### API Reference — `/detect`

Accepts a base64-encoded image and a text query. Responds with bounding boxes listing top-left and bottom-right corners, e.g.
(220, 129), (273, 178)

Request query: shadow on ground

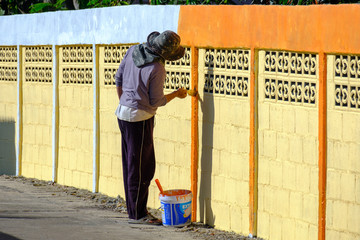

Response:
(0, 232), (22, 240)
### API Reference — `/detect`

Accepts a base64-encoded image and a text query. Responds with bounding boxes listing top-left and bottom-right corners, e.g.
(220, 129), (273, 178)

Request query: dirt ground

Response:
(0, 175), (262, 240)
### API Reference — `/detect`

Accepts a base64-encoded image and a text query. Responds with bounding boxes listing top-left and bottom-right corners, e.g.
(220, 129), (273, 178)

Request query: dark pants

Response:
(117, 117), (156, 220)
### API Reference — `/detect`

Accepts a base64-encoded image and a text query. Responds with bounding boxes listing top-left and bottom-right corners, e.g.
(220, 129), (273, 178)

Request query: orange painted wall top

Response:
(178, 5), (360, 54)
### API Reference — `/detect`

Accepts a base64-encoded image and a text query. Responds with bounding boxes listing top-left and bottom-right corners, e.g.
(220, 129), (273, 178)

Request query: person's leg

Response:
(117, 118), (130, 216)
(133, 117), (155, 219)
(118, 117), (156, 220)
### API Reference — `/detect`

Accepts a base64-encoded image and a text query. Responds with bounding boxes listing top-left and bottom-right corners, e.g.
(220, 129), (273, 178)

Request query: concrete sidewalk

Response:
(0, 176), (201, 240)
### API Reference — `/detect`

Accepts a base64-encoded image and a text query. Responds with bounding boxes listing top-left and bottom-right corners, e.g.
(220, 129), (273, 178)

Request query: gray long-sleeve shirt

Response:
(115, 45), (167, 115)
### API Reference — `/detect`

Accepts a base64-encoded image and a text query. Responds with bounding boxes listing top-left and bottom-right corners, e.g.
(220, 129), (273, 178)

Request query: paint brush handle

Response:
(155, 179), (164, 194)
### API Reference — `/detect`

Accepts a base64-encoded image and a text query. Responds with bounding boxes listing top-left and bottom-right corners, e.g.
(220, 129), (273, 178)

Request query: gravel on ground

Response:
(1, 175), (263, 240)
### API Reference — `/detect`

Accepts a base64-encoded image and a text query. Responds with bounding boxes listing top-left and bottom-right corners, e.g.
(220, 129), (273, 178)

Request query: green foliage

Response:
(2, 0), (20, 14)
(149, 0), (227, 3)
(86, 0), (129, 8)
(29, 2), (53, 12)
(29, 0), (66, 13)
(276, 0), (316, 5)
(0, 0), (359, 15)
(276, 0), (300, 4)
(28, 0), (129, 13)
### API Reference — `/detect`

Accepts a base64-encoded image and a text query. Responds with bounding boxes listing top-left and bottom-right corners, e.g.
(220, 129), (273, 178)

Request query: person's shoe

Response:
(128, 214), (162, 225)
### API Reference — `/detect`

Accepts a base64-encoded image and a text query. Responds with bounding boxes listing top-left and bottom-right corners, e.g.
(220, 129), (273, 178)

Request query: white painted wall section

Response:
(0, 5), (180, 45)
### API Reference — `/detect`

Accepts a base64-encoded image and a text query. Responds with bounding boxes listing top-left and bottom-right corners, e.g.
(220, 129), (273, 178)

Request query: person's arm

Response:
(149, 64), (188, 107)
(164, 88), (187, 103)
(116, 86), (122, 100)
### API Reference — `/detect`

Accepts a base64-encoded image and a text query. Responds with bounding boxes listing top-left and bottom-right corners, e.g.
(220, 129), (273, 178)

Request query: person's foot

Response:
(128, 213), (162, 225)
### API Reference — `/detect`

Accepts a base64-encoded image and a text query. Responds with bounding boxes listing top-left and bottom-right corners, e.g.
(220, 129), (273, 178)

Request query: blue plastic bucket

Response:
(159, 189), (192, 227)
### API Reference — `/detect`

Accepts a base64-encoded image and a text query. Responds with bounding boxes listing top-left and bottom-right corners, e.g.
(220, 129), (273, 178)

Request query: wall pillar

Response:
(318, 51), (327, 240)
(16, 45), (22, 176)
(190, 46), (199, 222)
(52, 45), (59, 182)
(93, 44), (100, 193)
(249, 47), (259, 238)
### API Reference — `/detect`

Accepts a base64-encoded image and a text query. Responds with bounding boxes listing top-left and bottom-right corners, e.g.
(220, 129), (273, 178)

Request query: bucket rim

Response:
(159, 189), (192, 197)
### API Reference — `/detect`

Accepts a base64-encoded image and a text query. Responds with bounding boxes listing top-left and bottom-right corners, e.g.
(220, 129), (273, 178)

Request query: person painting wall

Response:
(115, 30), (188, 225)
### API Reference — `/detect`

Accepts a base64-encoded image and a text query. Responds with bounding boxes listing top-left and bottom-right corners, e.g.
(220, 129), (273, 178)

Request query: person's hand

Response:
(176, 88), (187, 99)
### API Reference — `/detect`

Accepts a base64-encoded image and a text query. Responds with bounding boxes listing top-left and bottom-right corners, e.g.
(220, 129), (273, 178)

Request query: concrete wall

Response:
(21, 46), (53, 180)
(98, 45), (131, 197)
(149, 48), (193, 207)
(326, 55), (360, 239)
(0, 46), (17, 175)
(57, 45), (94, 190)
(0, 6), (180, 45)
(257, 51), (319, 240)
(0, 5), (360, 240)
(195, 48), (250, 232)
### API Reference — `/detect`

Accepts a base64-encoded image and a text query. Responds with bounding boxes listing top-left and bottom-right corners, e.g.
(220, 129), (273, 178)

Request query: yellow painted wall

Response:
(326, 55), (360, 240)
(21, 46), (53, 180)
(0, 81), (17, 119)
(57, 46), (93, 191)
(191, 48), (250, 234)
(1, 42), (359, 239)
(257, 50), (319, 240)
(96, 45), (194, 205)
(148, 48), (193, 207)
(0, 47), (17, 119)
(0, 46), (18, 175)
(149, 91), (192, 206)
(98, 45), (132, 198)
